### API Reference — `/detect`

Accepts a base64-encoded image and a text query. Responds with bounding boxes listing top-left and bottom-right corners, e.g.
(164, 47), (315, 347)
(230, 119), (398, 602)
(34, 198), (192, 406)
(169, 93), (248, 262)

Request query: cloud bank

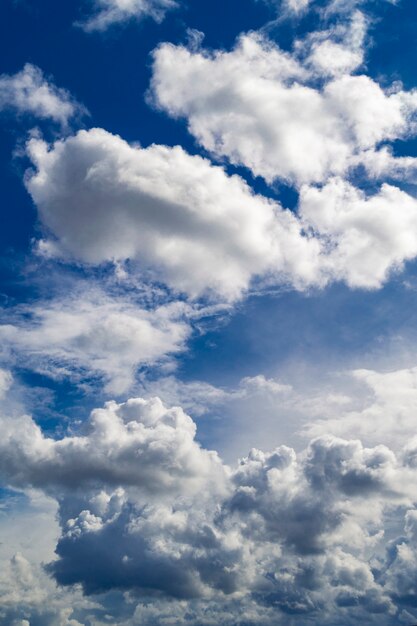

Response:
(1, 395), (417, 623)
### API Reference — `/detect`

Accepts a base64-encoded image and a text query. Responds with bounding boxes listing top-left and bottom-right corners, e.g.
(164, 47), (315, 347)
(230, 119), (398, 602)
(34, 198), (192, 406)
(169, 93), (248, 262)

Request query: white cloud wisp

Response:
(79, 0), (178, 32)
(0, 64), (85, 126)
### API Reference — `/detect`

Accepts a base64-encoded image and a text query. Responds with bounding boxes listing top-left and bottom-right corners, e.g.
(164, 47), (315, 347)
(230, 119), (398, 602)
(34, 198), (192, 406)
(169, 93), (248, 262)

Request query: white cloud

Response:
(301, 10), (367, 77)
(0, 64), (85, 126)
(150, 31), (417, 186)
(267, 0), (399, 16)
(79, 0), (178, 32)
(305, 365), (417, 447)
(0, 396), (227, 496)
(138, 362), (417, 462)
(0, 290), (190, 394)
(25, 127), (322, 300)
(25, 126), (417, 298)
(285, 0), (310, 13)
(299, 177), (417, 289)
(260, 0), (310, 14)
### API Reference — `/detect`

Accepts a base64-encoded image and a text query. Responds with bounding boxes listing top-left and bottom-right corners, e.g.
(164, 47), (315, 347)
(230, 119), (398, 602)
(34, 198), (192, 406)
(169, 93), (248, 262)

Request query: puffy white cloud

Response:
(0, 290), (190, 394)
(0, 396), (227, 496)
(79, 0), (178, 32)
(150, 32), (417, 186)
(0, 64), (85, 126)
(302, 10), (367, 77)
(25, 127), (321, 300)
(299, 178), (417, 289)
(139, 362), (417, 462)
(26, 127), (417, 298)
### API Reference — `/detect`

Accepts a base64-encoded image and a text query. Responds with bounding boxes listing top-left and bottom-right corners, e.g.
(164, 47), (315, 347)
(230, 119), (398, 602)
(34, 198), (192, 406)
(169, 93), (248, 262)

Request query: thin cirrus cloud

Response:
(0, 64), (85, 126)
(0, 290), (191, 394)
(78, 0), (179, 32)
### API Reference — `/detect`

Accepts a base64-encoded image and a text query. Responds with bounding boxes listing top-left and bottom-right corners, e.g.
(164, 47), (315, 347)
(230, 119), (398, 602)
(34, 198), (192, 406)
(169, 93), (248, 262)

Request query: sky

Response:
(3, 0), (417, 624)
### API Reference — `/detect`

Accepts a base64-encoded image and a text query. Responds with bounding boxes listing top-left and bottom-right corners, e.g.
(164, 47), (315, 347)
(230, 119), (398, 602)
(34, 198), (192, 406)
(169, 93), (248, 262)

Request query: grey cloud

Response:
(1, 394), (416, 623)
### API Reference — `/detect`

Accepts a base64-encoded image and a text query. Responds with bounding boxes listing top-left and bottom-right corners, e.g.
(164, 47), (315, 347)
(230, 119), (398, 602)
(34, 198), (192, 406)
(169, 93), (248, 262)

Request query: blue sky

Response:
(3, 0), (417, 624)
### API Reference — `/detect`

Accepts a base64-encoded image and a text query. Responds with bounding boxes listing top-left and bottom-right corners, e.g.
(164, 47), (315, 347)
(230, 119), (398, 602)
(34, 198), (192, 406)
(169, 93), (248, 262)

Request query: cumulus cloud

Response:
(79, 0), (178, 32)
(0, 396), (227, 496)
(0, 64), (85, 126)
(138, 363), (417, 461)
(300, 10), (367, 77)
(1, 395), (416, 622)
(0, 552), (89, 626)
(299, 178), (417, 289)
(24, 125), (417, 298)
(150, 30), (417, 186)
(25, 127), (322, 300)
(0, 290), (190, 394)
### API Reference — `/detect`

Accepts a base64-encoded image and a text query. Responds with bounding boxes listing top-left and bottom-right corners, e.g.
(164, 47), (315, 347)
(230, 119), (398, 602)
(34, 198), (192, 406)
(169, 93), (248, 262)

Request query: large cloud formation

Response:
(23, 10), (417, 301)
(25, 126), (417, 299)
(25, 128), (321, 300)
(4, 1), (417, 624)
(1, 395), (417, 624)
(151, 28), (417, 186)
